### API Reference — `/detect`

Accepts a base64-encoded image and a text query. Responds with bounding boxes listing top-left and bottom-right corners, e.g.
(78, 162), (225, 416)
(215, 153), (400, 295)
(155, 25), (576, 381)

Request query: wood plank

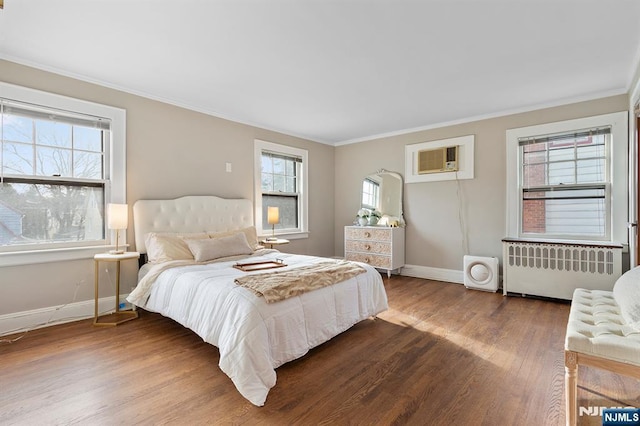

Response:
(1, 276), (639, 425)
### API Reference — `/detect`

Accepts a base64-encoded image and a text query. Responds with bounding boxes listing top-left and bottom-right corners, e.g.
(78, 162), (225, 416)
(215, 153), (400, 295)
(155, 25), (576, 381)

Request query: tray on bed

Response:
(233, 259), (287, 272)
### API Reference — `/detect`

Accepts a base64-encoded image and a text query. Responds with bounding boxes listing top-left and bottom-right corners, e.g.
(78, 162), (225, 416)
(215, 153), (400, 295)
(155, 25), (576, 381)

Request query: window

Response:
(362, 177), (380, 211)
(254, 140), (308, 239)
(0, 82), (126, 266)
(521, 127), (609, 238)
(506, 112), (627, 243)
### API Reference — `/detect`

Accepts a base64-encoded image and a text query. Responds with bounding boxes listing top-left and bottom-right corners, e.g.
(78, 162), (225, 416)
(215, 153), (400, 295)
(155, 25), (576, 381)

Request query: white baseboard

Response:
(0, 295), (132, 337)
(400, 264), (464, 284)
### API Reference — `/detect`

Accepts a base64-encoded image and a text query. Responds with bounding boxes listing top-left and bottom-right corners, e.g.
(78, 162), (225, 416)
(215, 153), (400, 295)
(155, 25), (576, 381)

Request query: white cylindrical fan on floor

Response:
(463, 255), (499, 292)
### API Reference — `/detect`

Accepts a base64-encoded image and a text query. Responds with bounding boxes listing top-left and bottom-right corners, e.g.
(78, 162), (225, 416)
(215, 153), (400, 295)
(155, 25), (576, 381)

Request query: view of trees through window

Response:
(0, 103), (107, 247)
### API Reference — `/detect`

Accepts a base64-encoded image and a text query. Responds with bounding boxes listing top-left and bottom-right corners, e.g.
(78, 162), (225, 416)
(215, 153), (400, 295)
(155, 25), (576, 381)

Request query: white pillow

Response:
(207, 226), (261, 250)
(612, 266), (640, 330)
(145, 232), (208, 263)
(186, 232), (253, 262)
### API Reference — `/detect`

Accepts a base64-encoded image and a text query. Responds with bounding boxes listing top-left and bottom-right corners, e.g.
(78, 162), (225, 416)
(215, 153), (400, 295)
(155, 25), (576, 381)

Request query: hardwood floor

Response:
(1, 276), (639, 425)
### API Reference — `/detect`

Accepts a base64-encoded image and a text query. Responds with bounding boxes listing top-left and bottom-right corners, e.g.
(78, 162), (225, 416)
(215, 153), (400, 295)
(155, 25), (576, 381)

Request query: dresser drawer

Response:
(345, 251), (392, 269)
(345, 240), (391, 255)
(345, 227), (392, 242)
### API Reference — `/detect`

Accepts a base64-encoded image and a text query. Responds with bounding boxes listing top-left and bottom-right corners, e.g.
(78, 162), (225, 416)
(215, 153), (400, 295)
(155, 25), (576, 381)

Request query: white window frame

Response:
(0, 82), (126, 266)
(254, 139), (308, 240)
(506, 111), (628, 244)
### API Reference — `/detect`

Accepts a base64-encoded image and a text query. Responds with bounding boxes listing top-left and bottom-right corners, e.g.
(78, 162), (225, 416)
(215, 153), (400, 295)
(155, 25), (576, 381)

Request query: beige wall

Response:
(0, 57), (632, 321)
(0, 59), (335, 317)
(334, 95), (629, 271)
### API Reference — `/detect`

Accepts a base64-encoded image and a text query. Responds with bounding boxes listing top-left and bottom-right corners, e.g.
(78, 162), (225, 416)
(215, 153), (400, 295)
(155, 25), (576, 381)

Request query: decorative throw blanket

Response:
(234, 260), (366, 303)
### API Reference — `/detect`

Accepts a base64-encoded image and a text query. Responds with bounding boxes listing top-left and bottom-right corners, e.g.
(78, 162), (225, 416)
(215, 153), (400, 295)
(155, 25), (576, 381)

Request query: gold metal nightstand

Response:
(93, 252), (140, 326)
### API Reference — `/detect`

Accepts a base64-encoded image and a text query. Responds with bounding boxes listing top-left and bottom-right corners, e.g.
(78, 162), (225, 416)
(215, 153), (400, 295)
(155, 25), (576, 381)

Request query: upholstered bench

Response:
(564, 267), (640, 426)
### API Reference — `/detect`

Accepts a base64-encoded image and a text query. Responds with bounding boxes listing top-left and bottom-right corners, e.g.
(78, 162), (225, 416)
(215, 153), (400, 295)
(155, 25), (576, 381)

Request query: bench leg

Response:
(565, 351), (578, 426)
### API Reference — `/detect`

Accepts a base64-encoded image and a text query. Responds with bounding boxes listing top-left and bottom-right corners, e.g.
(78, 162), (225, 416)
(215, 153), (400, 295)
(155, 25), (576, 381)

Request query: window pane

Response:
(285, 159), (294, 176)
(73, 126), (102, 152)
(74, 151), (103, 179)
(285, 176), (296, 193)
(522, 188), (606, 237)
(261, 155), (272, 174)
(576, 158), (605, 183)
(36, 146), (72, 177)
(261, 174), (273, 192)
(35, 120), (72, 148)
(262, 194), (298, 230)
(273, 174), (285, 192)
(522, 143), (547, 188)
(2, 142), (33, 175)
(0, 182), (104, 246)
(545, 198), (605, 236)
(548, 161), (575, 185)
(548, 145), (574, 161)
(523, 149), (546, 165)
(272, 156), (285, 174)
(522, 162), (546, 188)
(2, 115), (33, 143)
(576, 143), (604, 159)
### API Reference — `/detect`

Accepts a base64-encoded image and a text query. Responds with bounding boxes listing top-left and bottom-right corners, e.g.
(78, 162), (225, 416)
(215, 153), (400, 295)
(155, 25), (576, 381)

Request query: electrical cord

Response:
(1, 264), (128, 344)
(455, 171), (470, 256)
(0, 280), (84, 344)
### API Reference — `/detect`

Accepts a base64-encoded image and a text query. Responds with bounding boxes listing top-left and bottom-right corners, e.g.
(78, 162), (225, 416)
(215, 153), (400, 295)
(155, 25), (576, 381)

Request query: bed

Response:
(126, 195), (388, 406)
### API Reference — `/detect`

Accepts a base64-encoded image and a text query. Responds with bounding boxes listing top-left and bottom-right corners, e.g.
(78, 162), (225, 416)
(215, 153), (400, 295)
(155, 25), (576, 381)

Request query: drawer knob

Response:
(364, 257), (370, 263)
(364, 232), (371, 238)
(364, 244), (371, 251)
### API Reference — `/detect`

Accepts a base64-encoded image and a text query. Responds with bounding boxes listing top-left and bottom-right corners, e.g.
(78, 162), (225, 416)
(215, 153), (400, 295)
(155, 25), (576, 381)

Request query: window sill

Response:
(259, 231), (309, 241)
(0, 244), (128, 267)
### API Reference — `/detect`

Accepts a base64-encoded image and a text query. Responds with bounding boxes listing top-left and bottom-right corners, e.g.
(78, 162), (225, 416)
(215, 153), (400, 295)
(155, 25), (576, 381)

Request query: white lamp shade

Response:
(107, 203), (128, 230)
(267, 206), (279, 225)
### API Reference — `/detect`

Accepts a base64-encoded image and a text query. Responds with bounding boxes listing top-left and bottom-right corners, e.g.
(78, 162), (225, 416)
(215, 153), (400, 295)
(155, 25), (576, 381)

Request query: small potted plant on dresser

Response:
(368, 209), (382, 225)
(356, 209), (369, 226)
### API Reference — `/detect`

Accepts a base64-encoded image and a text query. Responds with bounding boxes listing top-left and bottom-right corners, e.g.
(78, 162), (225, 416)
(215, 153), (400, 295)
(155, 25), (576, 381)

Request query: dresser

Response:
(344, 226), (405, 277)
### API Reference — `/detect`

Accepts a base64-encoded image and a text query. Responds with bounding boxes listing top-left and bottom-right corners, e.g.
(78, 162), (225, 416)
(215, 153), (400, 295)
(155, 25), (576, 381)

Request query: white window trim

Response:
(0, 82), (126, 266)
(506, 111), (628, 244)
(254, 139), (309, 240)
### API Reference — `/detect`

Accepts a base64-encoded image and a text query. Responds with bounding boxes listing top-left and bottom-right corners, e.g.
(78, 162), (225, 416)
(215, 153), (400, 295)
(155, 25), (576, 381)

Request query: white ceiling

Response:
(1, 1), (639, 145)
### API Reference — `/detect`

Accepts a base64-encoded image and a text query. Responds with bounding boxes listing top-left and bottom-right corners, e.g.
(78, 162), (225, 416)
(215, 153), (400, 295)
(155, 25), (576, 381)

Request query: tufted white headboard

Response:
(133, 195), (254, 254)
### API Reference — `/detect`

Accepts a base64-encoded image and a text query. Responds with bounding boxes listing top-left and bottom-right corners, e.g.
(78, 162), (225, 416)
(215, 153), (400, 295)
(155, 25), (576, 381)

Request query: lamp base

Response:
(265, 237), (278, 241)
(109, 249), (125, 254)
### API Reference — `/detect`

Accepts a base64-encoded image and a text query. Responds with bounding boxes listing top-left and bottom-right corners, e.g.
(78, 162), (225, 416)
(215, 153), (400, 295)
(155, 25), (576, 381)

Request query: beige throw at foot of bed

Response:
(234, 260), (366, 303)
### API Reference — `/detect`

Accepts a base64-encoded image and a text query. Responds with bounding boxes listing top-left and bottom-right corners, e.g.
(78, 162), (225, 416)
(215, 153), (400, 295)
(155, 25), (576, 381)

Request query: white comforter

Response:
(128, 251), (388, 406)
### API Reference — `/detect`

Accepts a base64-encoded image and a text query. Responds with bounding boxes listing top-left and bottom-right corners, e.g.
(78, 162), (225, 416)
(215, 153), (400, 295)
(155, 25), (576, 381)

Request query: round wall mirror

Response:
(361, 169), (404, 226)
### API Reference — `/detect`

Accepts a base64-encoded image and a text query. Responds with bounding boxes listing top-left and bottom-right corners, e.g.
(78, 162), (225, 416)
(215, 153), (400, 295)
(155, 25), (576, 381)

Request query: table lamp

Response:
(107, 203), (128, 254)
(267, 206), (279, 241)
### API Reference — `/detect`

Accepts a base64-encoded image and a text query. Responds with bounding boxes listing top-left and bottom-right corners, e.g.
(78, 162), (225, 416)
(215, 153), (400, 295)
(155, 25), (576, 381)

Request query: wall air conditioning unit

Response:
(417, 146), (458, 174)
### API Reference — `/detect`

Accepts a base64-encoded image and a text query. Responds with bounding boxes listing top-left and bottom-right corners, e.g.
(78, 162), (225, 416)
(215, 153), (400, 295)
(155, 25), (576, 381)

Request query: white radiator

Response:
(502, 238), (623, 300)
